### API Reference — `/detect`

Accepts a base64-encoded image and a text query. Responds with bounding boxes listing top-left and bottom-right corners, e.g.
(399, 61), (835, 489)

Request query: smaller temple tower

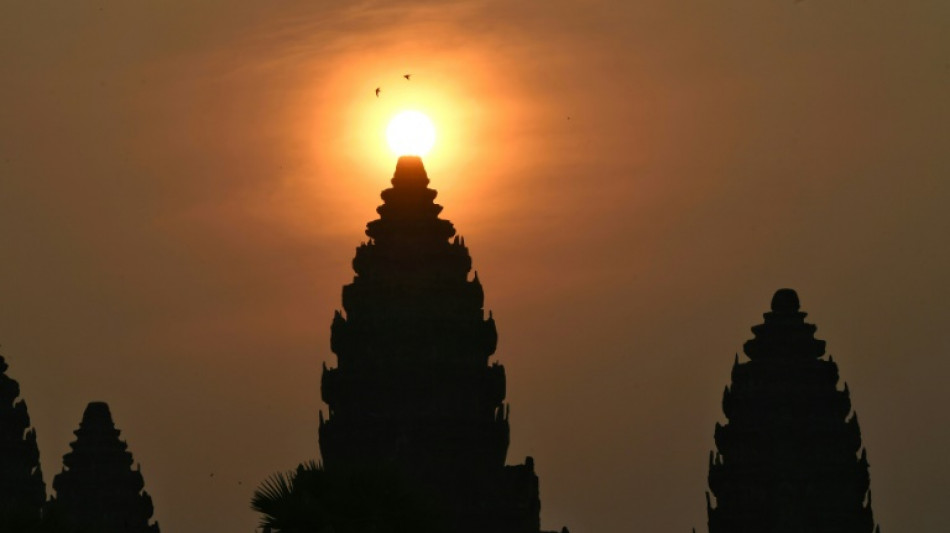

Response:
(706, 289), (879, 533)
(51, 402), (160, 533)
(0, 355), (46, 527)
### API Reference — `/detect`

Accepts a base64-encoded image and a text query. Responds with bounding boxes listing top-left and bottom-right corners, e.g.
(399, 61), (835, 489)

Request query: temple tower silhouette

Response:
(50, 402), (159, 533)
(0, 355), (45, 528)
(705, 289), (879, 533)
(319, 156), (556, 533)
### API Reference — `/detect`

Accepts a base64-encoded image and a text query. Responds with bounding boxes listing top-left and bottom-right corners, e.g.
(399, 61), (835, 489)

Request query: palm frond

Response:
(252, 461), (447, 533)
(252, 462), (333, 533)
(252, 470), (295, 511)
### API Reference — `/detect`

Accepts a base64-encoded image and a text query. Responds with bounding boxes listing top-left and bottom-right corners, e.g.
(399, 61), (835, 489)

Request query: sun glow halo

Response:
(386, 110), (436, 156)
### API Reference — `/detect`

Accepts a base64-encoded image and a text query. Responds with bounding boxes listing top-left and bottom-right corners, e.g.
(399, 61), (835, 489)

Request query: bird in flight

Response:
(375, 87), (380, 97)
(403, 74), (411, 80)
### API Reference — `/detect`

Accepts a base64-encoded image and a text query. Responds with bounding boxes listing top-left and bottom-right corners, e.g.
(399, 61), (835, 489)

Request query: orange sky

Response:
(1, 1), (949, 532)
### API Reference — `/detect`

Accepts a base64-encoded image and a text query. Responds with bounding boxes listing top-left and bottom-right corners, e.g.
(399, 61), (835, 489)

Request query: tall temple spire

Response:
(0, 355), (46, 529)
(322, 156), (507, 474)
(705, 289), (879, 533)
(257, 155), (559, 533)
(50, 402), (160, 533)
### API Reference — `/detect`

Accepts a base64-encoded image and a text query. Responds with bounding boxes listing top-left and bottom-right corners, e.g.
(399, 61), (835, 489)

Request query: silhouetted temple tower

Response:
(51, 402), (160, 533)
(320, 156), (554, 533)
(0, 355), (45, 527)
(706, 289), (879, 533)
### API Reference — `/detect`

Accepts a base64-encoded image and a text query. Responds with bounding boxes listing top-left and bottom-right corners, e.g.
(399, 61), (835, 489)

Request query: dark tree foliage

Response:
(0, 355), (46, 530)
(706, 289), (880, 533)
(256, 156), (556, 533)
(252, 461), (447, 533)
(50, 402), (159, 533)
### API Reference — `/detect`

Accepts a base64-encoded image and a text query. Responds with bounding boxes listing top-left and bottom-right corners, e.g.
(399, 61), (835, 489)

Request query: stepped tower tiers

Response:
(0, 355), (46, 527)
(320, 156), (558, 533)
(706, 289), (879, 533)
(51, 402), (159, 533)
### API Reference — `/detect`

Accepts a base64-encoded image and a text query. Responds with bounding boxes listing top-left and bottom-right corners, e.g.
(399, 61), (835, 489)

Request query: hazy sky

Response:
(1, 1), (949, 532)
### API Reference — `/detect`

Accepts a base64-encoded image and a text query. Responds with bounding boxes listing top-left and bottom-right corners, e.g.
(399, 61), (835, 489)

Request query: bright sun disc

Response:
(386, 110), (436, 156)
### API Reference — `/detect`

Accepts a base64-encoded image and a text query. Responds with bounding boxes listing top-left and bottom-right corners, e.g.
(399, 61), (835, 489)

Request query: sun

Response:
(386, 110), (436, 156)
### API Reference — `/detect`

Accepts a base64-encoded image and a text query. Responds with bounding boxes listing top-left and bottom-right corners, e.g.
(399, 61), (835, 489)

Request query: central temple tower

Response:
(319, 156), (551, 533)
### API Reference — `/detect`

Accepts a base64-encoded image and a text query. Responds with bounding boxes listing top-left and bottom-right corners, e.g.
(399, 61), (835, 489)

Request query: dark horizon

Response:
(2, 2), (949, 532)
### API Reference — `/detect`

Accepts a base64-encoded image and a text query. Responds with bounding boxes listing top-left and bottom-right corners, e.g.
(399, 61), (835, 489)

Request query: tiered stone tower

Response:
(706, 289), (879, 533)
(51, 402), (159, 533)
(0, 355), (46, 528)
(319, 156), (552, 533)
